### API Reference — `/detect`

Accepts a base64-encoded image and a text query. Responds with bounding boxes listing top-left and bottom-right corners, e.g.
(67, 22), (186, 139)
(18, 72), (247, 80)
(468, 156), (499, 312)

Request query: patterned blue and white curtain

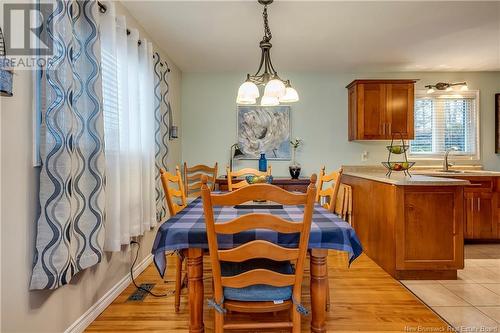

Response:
(30, 0), (105, 290)
(154, 53), (170, 222)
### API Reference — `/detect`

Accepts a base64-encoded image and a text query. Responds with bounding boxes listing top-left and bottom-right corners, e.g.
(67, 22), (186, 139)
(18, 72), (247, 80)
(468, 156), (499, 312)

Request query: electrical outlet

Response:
(362, 151), (369, 162)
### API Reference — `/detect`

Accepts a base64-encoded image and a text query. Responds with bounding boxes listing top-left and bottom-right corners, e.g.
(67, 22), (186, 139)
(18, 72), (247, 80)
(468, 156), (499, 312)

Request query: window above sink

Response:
(409, 90), (480, 161)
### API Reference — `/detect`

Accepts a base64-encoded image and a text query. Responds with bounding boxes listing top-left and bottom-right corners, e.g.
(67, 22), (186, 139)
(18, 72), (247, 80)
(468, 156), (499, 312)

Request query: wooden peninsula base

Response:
(342, 172), (468, 280)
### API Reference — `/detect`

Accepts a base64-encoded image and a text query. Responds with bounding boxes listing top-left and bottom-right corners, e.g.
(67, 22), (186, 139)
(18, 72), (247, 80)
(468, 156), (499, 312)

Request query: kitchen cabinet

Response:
(342, 173), (466, 280)
(386, 83), (415, 138)
(347, 79), (416, 141)
(462, 177), (499, 240)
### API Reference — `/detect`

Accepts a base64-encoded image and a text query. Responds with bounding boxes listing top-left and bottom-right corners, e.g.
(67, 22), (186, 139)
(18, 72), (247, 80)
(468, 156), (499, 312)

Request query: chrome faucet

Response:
(443, 147), (459, 171)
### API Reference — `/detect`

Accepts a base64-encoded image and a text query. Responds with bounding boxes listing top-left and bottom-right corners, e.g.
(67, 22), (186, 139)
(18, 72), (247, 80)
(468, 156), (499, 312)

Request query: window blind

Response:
(102, 47), (120, 155)
(410, 91), (479, 159)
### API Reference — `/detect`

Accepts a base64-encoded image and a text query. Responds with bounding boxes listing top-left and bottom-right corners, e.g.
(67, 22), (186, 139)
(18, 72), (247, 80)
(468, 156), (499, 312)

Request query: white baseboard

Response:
(65, 254), (153, 333)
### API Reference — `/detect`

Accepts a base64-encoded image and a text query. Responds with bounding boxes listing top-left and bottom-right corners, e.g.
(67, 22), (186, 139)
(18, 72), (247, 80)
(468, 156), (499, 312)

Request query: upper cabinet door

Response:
(347, 79), (416, 141)
(358, 83), (387, 140)
(386, 83), (415, 139)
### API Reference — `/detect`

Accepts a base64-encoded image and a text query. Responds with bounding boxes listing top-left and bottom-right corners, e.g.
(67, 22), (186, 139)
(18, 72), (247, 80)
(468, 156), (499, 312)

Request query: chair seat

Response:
(221, 259), (293, 302)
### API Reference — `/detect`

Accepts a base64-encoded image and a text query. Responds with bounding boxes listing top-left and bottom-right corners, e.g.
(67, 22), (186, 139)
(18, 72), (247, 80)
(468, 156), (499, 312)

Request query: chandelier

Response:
(236, 0), (299, 106)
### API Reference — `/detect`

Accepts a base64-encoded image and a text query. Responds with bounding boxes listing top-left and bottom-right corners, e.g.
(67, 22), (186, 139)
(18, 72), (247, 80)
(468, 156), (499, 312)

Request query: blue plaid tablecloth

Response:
(152, 197), (363, 277)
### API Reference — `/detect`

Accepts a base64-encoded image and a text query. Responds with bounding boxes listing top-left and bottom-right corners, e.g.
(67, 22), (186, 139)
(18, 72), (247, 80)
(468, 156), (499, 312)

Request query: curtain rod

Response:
(97, 1), (142, 46)
(98, 1), (171, 70)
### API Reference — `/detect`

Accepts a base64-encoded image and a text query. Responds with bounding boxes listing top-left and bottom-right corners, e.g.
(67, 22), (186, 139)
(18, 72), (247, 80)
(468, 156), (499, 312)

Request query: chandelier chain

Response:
(262, 6), (272, 42)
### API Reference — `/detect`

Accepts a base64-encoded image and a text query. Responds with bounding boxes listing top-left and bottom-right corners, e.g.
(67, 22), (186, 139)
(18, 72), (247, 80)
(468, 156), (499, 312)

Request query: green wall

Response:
(181, 71), (500, 177)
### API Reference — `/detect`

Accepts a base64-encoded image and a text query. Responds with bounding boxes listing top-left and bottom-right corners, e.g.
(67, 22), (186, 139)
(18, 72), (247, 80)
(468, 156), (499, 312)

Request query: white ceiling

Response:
(121, 1), (500, 73)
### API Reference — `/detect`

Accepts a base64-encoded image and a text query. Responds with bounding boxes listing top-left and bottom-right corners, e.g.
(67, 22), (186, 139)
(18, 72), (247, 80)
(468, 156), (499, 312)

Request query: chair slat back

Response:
(183, 162), (218, 198)
(201, 175), (317, 308)
(214, 214), (303, 234)
(316, 166), (343, 212)
(222, 270), (296, 289)
(226, 166), (272, 191)
(218, 240), (300, 262)
(334, 184), (352, 224)
(160, 166), (187, 217)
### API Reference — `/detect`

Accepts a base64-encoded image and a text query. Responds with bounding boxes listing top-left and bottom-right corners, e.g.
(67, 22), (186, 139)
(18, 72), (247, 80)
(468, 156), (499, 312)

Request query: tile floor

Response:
(402, 244), (500, 333)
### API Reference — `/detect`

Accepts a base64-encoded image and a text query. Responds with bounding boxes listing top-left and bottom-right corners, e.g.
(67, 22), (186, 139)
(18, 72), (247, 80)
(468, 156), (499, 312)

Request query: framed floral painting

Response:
(237, 105), (291, 160)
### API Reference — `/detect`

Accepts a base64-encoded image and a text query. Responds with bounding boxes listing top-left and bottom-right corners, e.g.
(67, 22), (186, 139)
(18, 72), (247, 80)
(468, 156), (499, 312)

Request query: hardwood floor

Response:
(86, 251), (449, 332)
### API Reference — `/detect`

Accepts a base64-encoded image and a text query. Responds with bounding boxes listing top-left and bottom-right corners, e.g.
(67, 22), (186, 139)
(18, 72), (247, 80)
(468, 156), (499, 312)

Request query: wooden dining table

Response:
(152, 197), (363, 332)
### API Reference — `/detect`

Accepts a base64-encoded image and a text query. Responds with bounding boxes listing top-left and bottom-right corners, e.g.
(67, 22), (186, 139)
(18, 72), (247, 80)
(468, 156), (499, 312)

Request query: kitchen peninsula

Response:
(342, 168), (470, 280)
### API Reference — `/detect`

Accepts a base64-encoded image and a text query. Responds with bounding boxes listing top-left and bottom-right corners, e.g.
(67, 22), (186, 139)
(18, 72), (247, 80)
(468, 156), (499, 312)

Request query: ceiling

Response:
(121, 1), (500, 73)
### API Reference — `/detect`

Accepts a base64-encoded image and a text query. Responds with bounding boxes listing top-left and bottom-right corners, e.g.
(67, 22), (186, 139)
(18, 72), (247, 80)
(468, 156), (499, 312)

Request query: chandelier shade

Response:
(236, 0), (298, 106)
(261, 95), (280, 106)
(237, 80), (260, 104)
(280, 86), (299, 103)
(236, 96), (257, 105)
(264, 79), (286, 98)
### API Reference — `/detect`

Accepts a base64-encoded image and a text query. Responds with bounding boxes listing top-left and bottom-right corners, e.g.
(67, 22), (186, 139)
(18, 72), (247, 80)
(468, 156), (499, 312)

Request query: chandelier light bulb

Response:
(280, 86), (299, 103)
(260, 95), (279, 106)
(264, 79), (286, 98)
(426, 88), (435, 94)
(445, 86), (453, 92)
(460, 84), (469, 91)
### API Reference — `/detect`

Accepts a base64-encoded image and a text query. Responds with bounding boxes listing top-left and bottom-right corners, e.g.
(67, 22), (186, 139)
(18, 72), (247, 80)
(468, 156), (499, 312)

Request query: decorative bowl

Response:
(386, 145), (409, 154)
(381, 161), (415, 171)
(246, 175), (273, 184)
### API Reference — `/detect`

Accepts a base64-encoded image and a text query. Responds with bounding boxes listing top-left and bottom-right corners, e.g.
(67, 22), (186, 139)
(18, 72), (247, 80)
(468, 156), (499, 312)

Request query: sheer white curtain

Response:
(138, 34), (156, 233)
(101, 2), (156, 252)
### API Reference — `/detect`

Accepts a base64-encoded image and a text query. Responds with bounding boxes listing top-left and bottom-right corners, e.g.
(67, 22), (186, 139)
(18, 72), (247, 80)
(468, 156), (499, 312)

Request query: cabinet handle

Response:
(471, 198), (474, 212)
(477, 197), (481, 211)
(388, 123), (391, 134)
(383, 123), (386, 135)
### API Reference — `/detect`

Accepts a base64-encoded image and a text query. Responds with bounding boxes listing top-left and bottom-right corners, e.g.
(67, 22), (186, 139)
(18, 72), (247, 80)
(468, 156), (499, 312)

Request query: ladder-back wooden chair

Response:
(160, 166), (187, 216)
(183, 162), (218, 198)
(316, 166), (343, 213)
(334, 184), (353, 224)
(226, 166), (272, 191)
(159, 166), (187, 312)
(201, 174), (317, 333)
(314, 167), (343, 312)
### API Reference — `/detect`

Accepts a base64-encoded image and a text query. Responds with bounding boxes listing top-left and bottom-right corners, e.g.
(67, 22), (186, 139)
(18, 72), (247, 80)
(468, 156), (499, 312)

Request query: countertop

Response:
(412, 169), (500, 177)
(343, 171), (470, 186)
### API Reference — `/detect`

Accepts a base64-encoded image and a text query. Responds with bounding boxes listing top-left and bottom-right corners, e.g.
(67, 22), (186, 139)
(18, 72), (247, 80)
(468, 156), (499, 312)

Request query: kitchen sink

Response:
(434, 169), (466, 173)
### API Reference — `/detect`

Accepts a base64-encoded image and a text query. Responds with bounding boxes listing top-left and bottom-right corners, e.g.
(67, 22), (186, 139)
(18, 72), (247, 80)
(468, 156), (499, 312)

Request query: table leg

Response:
(186, 248), (204, 333)
(310, 249), (328, 333)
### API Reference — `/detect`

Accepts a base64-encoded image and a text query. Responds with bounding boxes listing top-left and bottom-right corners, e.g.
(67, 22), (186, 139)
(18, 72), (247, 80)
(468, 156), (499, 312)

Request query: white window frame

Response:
(409, 89), (480, 161)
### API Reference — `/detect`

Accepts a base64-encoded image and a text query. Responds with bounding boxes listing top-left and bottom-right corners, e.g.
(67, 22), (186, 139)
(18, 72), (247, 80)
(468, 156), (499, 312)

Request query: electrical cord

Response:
(130, 240), (174, 298)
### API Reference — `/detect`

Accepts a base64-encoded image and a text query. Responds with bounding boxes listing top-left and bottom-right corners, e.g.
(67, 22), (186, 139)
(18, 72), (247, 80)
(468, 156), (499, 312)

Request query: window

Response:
(410, 90), (479, 159)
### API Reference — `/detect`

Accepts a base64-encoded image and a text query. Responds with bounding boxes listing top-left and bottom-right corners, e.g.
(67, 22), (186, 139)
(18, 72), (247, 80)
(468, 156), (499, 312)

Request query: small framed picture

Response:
(496, 94), (500, 154)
